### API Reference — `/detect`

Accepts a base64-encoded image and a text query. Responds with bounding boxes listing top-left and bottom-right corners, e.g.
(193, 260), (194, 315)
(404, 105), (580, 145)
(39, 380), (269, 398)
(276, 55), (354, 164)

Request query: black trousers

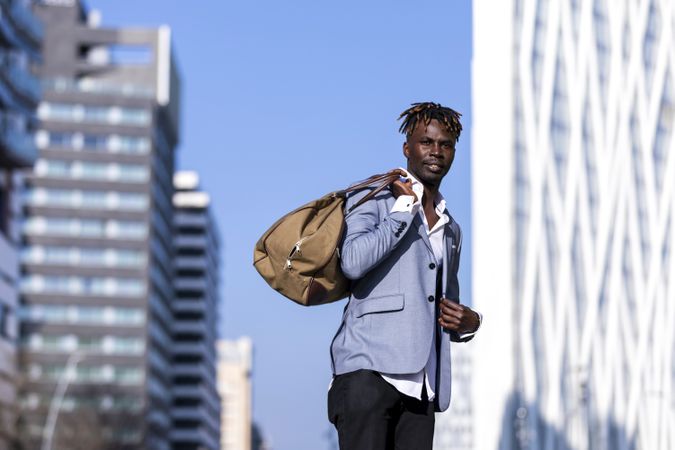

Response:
(327, 369), (435, 450)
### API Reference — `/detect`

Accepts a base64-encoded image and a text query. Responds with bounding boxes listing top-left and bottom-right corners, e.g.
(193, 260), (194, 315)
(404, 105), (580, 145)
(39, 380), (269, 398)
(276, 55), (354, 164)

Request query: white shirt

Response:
(379, 169), (480, 401)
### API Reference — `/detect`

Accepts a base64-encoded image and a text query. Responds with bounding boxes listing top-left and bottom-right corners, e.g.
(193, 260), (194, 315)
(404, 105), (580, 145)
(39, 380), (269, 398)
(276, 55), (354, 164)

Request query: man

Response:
(328, 102), (481, 450)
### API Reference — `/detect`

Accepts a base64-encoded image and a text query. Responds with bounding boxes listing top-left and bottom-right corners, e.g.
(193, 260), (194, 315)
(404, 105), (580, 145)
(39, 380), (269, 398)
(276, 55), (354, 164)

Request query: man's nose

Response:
(430, 143), (443, 156)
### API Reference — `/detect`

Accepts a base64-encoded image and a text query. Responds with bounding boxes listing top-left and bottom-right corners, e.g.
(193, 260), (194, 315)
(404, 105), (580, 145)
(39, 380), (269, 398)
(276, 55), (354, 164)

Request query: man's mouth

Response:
(424, 161), (444, 172)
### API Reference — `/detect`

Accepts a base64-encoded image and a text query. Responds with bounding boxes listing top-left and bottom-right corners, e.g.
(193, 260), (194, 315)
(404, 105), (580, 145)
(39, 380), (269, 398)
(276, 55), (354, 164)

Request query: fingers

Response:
(391, 179), (415, 198)
(438, 298), (466, 331)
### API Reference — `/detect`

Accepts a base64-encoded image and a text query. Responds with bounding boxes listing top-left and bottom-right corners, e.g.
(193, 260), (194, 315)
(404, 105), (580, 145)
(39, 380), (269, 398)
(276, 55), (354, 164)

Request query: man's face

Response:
(403, 119), (456, 187)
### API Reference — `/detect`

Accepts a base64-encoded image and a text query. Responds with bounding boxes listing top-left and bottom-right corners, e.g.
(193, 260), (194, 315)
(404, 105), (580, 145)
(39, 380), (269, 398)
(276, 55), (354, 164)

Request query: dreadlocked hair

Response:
(397, 102), (463, 142)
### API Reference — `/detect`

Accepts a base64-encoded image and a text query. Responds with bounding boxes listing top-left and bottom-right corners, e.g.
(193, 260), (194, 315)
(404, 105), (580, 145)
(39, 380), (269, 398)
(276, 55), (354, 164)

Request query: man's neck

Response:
(407, 170), (440, 207)
(421, 185), (440, 209)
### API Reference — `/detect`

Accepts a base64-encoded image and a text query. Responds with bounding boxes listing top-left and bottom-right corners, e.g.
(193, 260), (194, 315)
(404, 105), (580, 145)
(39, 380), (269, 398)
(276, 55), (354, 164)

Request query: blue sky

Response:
(88, 1), (473, 449)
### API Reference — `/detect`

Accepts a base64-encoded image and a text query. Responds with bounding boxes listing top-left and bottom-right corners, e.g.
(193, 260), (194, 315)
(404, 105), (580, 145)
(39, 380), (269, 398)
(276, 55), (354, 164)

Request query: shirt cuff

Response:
(458, 310), (482, 339)
(390, 195), (419, 213)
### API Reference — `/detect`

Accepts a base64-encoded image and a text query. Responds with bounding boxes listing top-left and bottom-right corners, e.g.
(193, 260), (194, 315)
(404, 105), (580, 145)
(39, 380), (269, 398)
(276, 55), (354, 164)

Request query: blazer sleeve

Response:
(340, 188), (417, 280)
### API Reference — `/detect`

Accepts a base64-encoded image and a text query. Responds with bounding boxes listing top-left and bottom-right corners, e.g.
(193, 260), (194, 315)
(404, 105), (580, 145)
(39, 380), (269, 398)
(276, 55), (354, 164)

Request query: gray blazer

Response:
(330, 186), (468, 412)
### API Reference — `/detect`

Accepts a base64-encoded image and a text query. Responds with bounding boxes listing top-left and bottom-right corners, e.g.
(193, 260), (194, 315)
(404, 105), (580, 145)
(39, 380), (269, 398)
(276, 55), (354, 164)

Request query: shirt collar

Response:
(398, 167), (447, 217)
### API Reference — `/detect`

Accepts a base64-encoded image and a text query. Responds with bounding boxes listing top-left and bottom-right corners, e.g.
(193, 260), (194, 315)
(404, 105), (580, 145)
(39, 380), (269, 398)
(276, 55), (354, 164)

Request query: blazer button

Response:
(401, 222), (407, 229)
(429, 263), (436, 270)
(395, 232), (400, 237)
(428, 295), (435, 302)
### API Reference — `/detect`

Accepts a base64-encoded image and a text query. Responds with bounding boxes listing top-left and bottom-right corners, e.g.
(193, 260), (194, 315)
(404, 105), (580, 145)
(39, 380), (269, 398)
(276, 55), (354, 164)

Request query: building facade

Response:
(18, 1), (180, 448)
(473, 0), (674, 449)
(171, 171), (221, 450)
(217, 337), (253, 450)
(0, 0), (42, 446)
(433, 343), (474, 450)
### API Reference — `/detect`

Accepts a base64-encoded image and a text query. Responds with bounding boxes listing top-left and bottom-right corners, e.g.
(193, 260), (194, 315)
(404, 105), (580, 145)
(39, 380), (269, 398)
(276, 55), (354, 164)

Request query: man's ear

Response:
(403, 141), (410, 159)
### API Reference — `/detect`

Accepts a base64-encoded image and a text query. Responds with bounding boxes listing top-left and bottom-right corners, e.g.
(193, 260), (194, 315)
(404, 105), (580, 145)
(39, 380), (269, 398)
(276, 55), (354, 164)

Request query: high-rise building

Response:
(0, 0), (42, 446)
(472, 1), (674, 449)
(18, 1), (180, 448)
(217, 337), (253, 450)
(433, 343), (474, 450)
(171, 171), (221, 450)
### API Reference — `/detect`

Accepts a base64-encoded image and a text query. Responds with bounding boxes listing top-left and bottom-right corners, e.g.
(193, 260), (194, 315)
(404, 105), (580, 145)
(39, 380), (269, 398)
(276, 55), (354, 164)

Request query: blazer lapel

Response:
(442, 215), (458, 300)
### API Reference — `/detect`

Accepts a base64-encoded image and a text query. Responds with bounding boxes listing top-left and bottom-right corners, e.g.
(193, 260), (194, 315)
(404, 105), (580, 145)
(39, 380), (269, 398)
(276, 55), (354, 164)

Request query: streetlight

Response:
(41, 351), (84, 450)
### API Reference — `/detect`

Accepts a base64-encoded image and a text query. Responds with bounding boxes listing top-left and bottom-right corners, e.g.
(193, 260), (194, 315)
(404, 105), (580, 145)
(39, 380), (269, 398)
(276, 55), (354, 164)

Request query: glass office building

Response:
(171, 171), (221, 450)
(18, 1), (180, 448)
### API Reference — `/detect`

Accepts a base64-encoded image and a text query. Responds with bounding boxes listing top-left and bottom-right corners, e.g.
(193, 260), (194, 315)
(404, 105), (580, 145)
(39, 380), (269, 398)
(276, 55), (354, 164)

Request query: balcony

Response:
(173, 384), (220, 417)
(175, 235), (208, 249)
(0, 114), (36, 168)
(173, 341), (208, 358)
(173, 362), (211, 383)
(8, 1), (43, 46)
(170, 427), (219, 450)
(175, 278), (208, 293)
(176, 255), (207, 270)
(6, 60), (40, 102)
(171, 405), (220, 436)
(173, 320), (207, 336)
(173, 299), (206, 315)
(0, 51), (41, 104)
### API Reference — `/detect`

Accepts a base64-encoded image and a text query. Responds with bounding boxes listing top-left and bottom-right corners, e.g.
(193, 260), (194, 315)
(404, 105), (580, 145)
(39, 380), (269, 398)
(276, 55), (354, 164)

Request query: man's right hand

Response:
(391, 169), (418, 201)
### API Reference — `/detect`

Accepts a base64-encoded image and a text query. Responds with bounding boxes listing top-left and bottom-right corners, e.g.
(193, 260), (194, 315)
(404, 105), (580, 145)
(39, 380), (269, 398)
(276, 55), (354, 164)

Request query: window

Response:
(43, 132), (150, 154)
(76, 307), (105, 324)
(118, 192), (148, 210)
(114, 308), (145, 325)
(81, 190), (106, 208)
(79, 248), (105, 265)
(78, 336), (103, 351)
(112, 337), (144, 355)
(48, 132), (74, 148)
(115, 221), (147, 239)
(44, 246), (71, 264)
(42, 160), (70, 177)
(21, 275), (145, 297)
(80, 161), (109, 179)
(21, 305), (146, 326)
(115, 367), (143, 385)
(118, 164), (148, 182)
(40, 103), (150, 126)
(80, 219), (104, 236)
(83, 134), (107, 150)
(118, 136), (150, 153)
(25, 188), (147, 211)
(115, 249), (145, 267)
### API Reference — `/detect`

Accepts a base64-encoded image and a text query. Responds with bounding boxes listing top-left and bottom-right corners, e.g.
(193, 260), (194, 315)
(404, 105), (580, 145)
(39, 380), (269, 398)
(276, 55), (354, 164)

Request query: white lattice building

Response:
(472, 0), (674, 449)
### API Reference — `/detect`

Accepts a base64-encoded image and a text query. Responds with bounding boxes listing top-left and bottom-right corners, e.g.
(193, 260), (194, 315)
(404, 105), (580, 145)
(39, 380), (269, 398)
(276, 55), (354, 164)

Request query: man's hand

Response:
(438, 298), (480, 334)
(390, 169), (418, 201)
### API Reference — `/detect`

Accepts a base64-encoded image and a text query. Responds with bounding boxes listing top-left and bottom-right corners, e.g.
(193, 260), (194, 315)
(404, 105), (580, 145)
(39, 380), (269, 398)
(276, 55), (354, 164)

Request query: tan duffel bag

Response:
(253, 171), (400, 306)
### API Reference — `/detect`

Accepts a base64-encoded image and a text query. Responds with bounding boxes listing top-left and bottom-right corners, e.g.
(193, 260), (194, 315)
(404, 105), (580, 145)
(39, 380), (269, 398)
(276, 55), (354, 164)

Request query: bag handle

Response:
(335, 170), (402, 214)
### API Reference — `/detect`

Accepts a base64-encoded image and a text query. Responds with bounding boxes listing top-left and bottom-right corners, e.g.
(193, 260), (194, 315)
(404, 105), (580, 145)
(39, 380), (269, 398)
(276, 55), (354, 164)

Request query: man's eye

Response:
(421, 140), (432, 145)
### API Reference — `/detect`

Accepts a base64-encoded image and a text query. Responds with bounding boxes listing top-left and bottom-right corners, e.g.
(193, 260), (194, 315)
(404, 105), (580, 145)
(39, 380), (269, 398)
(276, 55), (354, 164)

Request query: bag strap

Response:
(342, 171), (399, 193)
(335, 170), (401, 214)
